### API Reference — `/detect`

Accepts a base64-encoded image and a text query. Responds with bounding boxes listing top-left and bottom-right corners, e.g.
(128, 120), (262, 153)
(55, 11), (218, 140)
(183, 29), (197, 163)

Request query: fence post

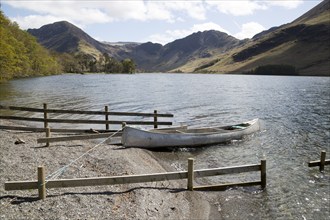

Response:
(105, 105), (109, 130)
(46, 127), (51, 147)
(43, 103), (48, 129)
(261, 159), (266, 189)
(153, 110), (158, 129)
(122, 122), (126, 130)
(187, 158), (194, 191)
(38, 166), (46, 200)
(320, 151), (326, 172)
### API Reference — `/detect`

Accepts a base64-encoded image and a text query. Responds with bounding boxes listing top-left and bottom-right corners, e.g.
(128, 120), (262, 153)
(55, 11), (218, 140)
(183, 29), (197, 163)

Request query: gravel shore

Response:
(1, 120), (268, 219)
(0, 120), (212, 219)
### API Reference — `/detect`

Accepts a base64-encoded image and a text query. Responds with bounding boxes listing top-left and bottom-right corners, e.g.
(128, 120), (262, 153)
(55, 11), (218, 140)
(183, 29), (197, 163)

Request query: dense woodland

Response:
(0, 11), (136, 82)
(0, 11), (62, 82)
(59, 52), (136, 74)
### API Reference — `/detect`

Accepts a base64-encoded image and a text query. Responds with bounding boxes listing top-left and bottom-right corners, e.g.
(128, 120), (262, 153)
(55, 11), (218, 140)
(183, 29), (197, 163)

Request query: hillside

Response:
(182, 0), (330, 76)
(0, 11), (61, 82)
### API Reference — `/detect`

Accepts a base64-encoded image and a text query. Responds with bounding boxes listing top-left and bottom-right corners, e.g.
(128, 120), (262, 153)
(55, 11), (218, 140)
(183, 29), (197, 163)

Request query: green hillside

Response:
(178, 0), (330, 76)
(0, 11), (62, 82)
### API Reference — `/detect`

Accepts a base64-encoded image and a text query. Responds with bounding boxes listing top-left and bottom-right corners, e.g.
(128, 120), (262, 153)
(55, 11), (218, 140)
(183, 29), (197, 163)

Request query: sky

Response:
(1, 0), (323, 45)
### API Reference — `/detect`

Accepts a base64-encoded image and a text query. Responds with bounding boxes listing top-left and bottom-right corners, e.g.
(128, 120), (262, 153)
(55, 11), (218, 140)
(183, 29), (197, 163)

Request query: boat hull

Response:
(122, 119), (260, 148)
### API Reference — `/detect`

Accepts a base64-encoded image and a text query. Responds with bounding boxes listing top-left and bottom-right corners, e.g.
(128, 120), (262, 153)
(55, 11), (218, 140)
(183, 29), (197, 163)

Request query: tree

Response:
(0, 10), (61, 82)
(122, 59), (136, 73)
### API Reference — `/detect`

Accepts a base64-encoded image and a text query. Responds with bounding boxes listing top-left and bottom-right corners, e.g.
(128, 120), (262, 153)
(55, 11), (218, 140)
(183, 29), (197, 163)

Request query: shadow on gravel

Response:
(62, 186), (187, 196)
(0, 195), (39, 204)
(0, 187), (186, 204)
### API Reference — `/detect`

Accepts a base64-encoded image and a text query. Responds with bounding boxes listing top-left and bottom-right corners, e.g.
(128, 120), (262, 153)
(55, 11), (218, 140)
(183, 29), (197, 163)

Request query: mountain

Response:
(27, 21), (110, 57)
(182, 0), (330, 76)
(126, 31), (242, 72)
(155, 30), (242, 72)
(27, 0), (329, 76)
(28, 21), (241, 72)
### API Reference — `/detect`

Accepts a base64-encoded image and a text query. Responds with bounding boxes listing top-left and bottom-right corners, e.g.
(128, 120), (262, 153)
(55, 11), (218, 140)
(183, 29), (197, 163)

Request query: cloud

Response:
(205, 1), (267, 16)
(147, 22), (230, 45)
(205, 0), (303, 16)
(234, 22), (265, 39)
(266, 0), (304, 9)
(10, 15), (66, 29)
(3, 0), (207, 29)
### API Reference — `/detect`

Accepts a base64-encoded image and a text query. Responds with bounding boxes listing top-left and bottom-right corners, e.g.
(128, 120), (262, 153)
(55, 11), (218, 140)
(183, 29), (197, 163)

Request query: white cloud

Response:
(10, 15), (65, 29)
(3, 0), (207, 29)
(147, 22), (230, 45)
(206, 1), (267, 16)
(234, 22), (265, 39)
(266, 0), (303, 9)
(205, 0), (304, 16)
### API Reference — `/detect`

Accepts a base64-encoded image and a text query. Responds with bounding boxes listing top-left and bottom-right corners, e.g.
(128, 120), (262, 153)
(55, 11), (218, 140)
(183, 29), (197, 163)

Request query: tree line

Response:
(58, 52), (135, 74)
(0, 11), (61, 82)
(0, 11), (136, 82)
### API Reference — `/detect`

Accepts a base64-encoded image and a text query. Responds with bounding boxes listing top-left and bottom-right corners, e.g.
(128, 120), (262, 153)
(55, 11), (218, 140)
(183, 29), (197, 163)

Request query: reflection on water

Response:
(0, 73), (329, 219)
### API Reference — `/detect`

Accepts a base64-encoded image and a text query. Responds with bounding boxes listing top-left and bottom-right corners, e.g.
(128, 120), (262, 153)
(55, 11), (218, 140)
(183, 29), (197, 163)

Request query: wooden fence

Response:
(0, 104), (173, 130)
(0, 103), (173, 147)
(308, 151), (330, 172)
(4, 159), (266, 200)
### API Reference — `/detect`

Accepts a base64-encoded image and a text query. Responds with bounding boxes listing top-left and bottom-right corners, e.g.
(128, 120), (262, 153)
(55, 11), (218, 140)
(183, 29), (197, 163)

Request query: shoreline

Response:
(0, 119), (270, 219)
(0, 119), (212, 219)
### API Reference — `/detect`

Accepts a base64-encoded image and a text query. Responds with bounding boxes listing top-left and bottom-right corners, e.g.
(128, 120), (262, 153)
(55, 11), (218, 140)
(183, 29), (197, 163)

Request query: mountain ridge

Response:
(27, 0), (330, 76)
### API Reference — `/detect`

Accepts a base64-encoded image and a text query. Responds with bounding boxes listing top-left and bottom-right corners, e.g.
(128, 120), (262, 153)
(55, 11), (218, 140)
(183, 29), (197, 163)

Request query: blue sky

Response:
(1, 0), (322, 45)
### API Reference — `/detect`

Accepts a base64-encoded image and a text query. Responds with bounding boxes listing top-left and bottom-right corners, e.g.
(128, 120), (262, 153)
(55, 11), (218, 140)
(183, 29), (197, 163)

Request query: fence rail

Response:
(0, 115), (172, 126)
(5, 159), (266, 200)
(0, 105), (173, 117)
(0, 125), (117, 133)
(0, 104), (173, 135)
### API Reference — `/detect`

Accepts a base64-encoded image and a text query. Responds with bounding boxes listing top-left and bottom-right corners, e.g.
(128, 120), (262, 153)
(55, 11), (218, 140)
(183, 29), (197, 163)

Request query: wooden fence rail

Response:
(0, 104), (173, 117)
(5, 159), (266, 200)
(308, 151), (330, 172)
(0, 104), (173, 132)
(0, 115), (172, 126)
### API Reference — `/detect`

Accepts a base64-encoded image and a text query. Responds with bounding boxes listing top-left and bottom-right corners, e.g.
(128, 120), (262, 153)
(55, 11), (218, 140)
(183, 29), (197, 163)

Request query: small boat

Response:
(121, 119), (260, 148)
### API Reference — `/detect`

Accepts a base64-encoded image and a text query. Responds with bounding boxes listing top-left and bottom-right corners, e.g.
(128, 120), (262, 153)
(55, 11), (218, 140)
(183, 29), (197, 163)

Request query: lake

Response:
(0, 73), (329, 219)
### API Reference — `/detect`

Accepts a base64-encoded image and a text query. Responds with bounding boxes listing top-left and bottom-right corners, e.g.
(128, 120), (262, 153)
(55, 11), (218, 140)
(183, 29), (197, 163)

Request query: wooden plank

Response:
(0, 105), (44, 113)
(47, 171), (188, 188)
(5, 180), (38, 191)
(0, 115), (172, 125)
(308, 159), (330, 167)
(0, 125), (119, 133)
(193, 181), (262, 191)
(0, 125), (46, 132)
(37, 133), (122, 143)
(194, 164), (260, 178)
(0, 105), (173, 117)
(0, 115), (45, 122)
(5, 171), (188, 190)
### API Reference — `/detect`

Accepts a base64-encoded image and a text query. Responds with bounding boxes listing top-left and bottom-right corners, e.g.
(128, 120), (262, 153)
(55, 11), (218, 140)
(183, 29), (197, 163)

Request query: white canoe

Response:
(121, 118), (260, 148)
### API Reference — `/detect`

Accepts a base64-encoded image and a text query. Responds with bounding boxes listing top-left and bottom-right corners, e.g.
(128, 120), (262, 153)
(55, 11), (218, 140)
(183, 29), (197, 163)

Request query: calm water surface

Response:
(0, 73), (329, 219)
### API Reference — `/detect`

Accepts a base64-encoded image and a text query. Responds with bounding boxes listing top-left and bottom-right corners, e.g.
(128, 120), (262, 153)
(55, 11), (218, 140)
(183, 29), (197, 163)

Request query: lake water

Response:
(0, 73), (329, 219)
